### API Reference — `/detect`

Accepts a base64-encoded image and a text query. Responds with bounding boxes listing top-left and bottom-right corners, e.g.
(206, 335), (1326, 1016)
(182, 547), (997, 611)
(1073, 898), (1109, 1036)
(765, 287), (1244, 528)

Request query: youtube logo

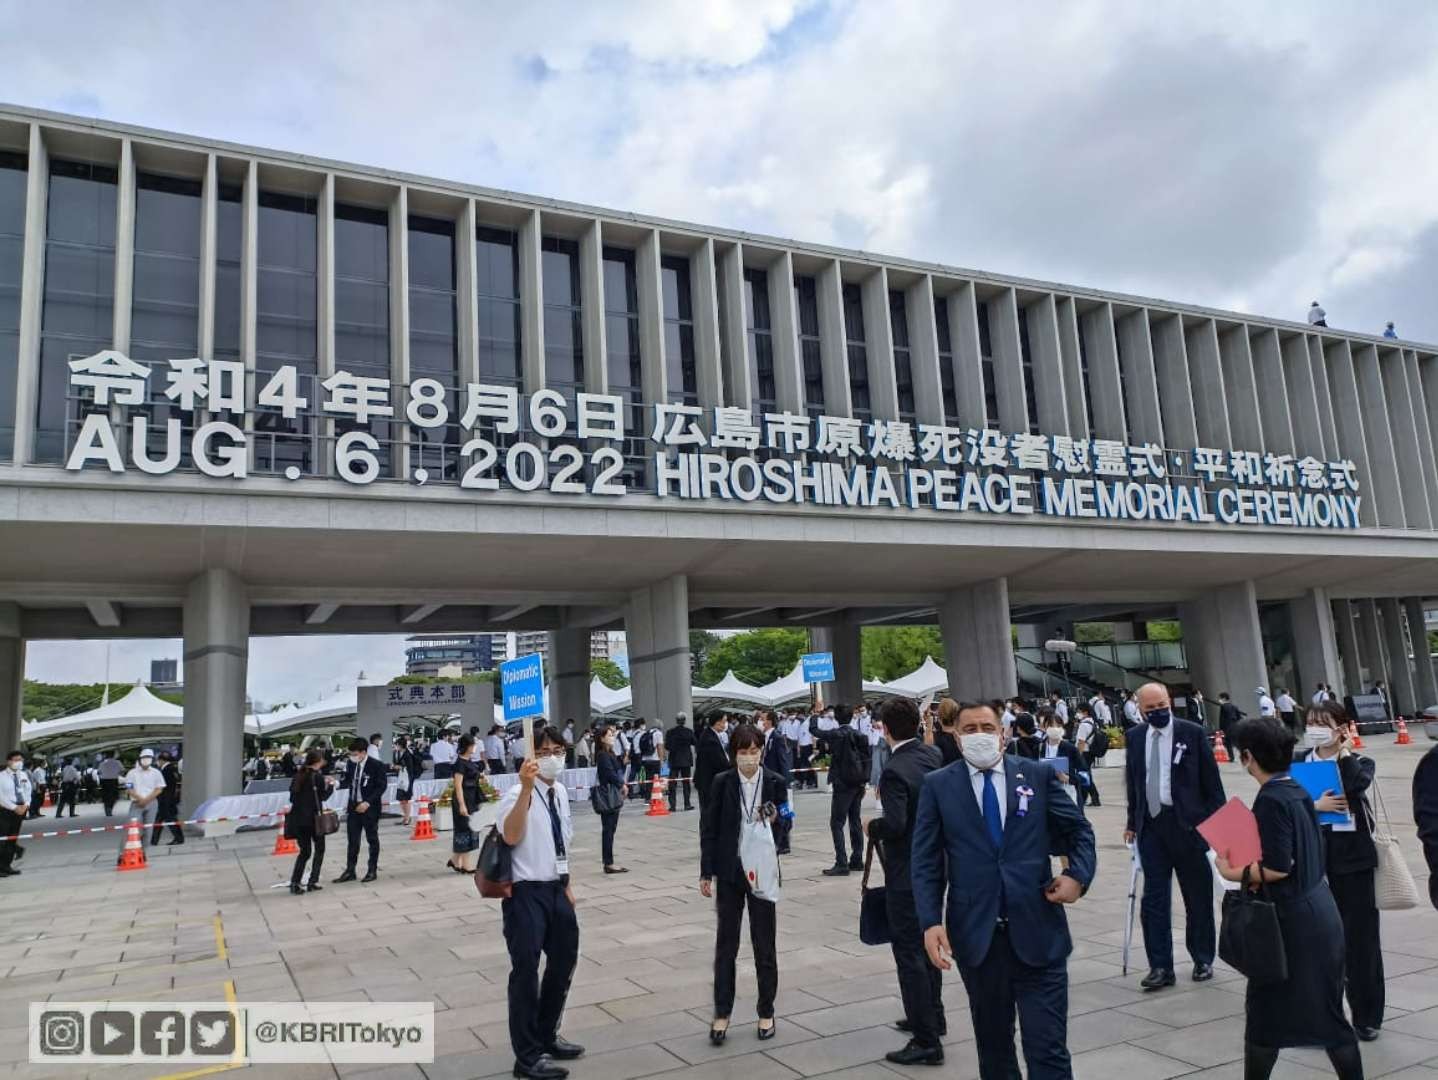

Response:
(89, 1011), (134, 1055)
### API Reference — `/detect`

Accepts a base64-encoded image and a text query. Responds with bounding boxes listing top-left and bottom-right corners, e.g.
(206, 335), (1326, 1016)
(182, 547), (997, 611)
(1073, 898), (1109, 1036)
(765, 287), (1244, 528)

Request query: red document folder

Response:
(1196, 796), (1263, 866)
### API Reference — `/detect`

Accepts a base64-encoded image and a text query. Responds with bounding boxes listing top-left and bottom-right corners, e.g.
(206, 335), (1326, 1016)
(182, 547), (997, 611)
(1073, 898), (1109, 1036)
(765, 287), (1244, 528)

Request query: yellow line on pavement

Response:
(211, 913), (228, 962)
(149, 979), (241, 1080)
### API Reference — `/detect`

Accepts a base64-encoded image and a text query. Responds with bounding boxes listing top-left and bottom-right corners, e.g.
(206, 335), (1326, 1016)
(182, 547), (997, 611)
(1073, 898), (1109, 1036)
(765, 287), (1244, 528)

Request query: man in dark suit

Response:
(912, 700), (1095, 1080)
(663, 712), (697, 812)
(693, 714), (730, 831)
(151, 751), (184, 846)
(1124, 681), (1226, 989)
(1216, 692), (1243, 755)
(335, 736), (387, 883)
(1415, 743), (1438, 910)
(814, 703), (868, 876)
(867, 698), (945, 1065)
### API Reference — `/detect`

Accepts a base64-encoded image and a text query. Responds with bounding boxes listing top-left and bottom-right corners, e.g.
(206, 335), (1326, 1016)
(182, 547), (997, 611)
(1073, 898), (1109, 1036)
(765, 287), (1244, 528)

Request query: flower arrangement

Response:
(1103, 725), (1125, 750)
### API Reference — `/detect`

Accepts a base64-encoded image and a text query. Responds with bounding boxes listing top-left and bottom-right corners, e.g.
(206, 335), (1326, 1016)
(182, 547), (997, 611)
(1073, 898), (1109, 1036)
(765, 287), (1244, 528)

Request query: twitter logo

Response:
(189, 1013), (236, 1056)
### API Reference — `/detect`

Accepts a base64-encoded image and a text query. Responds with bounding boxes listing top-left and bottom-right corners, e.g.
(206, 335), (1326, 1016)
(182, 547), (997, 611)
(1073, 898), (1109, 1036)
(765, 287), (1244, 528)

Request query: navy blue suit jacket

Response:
(911, 755), (1096, 969)
(1124, 717), (1226, 836)
(763, 730), (792, 781)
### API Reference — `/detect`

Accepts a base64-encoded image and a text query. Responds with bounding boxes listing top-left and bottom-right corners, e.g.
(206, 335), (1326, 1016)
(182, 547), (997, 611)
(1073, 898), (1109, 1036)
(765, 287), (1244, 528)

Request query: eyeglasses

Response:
(533, 746), (566, 759)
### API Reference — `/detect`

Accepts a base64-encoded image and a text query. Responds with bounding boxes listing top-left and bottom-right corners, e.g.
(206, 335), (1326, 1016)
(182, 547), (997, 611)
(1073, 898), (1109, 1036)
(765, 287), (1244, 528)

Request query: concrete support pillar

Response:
(183, 569), (250, 814)
(0, 603), (24, 756)
(1355, 599), (1386, 691)
(1403, 597), (1436, 711)
(937, 579), (1016, 701)
(549, 629), (592, 731)
(1332, 599), (1361, 700)
(1378, 598), (1418, 716)
(811, 618), (862, 707)
(1178, 581), (1266, 709)
(1289, 588), (1341, 702)
(625, 575), (691, 725)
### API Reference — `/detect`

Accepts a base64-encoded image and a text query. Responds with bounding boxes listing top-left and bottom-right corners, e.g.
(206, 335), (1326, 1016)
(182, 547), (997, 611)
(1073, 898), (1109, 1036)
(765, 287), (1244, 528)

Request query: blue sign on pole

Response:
(801, 651), (835, 683)
(500, 653), (546, 721)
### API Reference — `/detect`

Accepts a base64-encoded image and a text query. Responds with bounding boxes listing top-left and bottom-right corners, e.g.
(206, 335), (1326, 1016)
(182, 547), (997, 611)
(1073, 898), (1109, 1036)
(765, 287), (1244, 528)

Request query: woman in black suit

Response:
(699, 723), (787, 1045)
(287, 748), (335, 895)
(1036, 707), (1086, 808)
(1301, 702), (1383, 1041)
(595, 725), (628, 874)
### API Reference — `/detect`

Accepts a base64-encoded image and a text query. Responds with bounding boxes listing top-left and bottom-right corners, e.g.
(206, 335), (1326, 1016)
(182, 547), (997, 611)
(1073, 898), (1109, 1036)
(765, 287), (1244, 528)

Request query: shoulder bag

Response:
(474, 824), (513, 899)
(1370, 773), (1422, 910)
(1218, 864), (1287, 982)
(315, 808), (339, 835)
(590, 777), (625, 814)
(858, 839), (891, 946)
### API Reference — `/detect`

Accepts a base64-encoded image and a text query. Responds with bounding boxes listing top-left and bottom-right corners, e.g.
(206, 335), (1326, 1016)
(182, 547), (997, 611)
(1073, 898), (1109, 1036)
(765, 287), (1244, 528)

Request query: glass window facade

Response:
(0, 150), (25, 460)
(934, 296), (957, 425)
(889, 289), (915, 422)
(794, 275), (824, 418)
(334, 202), (391, 472)
(212, 183), (242, 359)
(408, 215), (459, 477)
(38, 160), (117, 463)
(255, 190), (317, 474)
(476, 225), (521, 384)
(1018, 305), (1039, 433)
(660, 254), (697, 405)
(1077, 317), (1096, 434)
(978, 300), (998, 427)
(743, 267), (775, 415)
(842, 282), (870, 420)
(540, 235), (583, 392)
(603, 246), (645, 487)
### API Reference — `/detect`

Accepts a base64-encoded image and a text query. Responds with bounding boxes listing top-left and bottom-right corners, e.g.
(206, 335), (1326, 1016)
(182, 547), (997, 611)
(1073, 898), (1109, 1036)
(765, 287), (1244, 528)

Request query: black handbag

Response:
(1219, 864), (1288, 982)
(858, 840), (891, 946)
(590, 781), (624, 814)
(474, 824), (513, 899)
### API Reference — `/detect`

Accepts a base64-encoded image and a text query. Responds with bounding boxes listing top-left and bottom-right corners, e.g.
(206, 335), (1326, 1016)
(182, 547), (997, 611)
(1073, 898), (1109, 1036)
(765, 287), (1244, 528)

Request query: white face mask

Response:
(1046, 728), (1064, 743)
(1304, 726), (1336, 748)
(536, 754), (564, 782)
(959, 732), (1003, 770)
(6, 760), (20, 771)
(139, 758), (153, 768)
(736, 751), (762, 777)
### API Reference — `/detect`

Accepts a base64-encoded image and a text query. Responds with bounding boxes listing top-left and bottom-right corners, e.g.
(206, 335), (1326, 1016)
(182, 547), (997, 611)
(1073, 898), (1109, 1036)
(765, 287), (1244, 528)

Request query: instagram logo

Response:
(39, 1011), (84, 1055)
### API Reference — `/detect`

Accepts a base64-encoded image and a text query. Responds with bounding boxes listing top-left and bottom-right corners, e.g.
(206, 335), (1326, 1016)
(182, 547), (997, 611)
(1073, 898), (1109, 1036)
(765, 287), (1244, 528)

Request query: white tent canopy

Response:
(21, 684), (262, 755)
(883, 655), (949, 698)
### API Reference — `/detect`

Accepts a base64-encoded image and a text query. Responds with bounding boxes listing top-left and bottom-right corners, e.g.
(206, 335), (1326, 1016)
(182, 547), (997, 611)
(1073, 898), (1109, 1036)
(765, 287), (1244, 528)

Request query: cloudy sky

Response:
(7, 1), (1437, 704)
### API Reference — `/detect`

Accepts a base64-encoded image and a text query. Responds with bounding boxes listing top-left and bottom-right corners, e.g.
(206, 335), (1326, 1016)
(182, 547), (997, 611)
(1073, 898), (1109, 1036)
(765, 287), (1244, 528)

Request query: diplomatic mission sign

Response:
(60, 351), (1363, 530)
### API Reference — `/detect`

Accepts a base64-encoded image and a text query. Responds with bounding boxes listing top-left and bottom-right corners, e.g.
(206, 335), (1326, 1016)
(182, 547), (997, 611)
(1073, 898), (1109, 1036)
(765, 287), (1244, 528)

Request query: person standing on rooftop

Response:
(1308, 301), (1327, 327)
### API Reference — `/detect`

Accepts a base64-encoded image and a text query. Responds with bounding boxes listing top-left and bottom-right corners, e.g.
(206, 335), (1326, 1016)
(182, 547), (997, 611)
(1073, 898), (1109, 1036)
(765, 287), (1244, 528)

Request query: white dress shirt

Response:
(1092, 699), (1112, 724)
(123, 766), (166, 800)
(484, 734), (505, 761)
(1276, 693), (1297, 714)
(1123, 699), (1142, 724)
(430, 739), (456, 765)
(1075, 718), (1096, 747)
(495, 778), (573, 883)
(965, 761), (1006, 829)
(0, 768), (32, 810)
(739, 769), (762, 820)
(1258, 694), (1276, 717)
(1144, 722), (1174, 807)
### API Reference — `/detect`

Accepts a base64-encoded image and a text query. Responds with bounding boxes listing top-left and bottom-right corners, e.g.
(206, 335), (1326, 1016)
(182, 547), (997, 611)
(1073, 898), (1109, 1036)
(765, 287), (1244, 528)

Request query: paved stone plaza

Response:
(0, 740), (1434, 1080)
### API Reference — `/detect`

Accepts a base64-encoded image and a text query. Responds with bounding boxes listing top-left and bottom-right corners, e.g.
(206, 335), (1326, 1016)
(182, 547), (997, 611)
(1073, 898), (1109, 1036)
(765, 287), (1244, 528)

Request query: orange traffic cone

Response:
(1212, 731), (1230, 764)
(117, 818), (147, 872)
(272, 811), (298, 855)
(645, 773), (669, 817)
(41, 788), (52, 810)
(411, 796), (436, 841)
(1349, 723), (1365, 749)
(1395, 717), (1413, 745)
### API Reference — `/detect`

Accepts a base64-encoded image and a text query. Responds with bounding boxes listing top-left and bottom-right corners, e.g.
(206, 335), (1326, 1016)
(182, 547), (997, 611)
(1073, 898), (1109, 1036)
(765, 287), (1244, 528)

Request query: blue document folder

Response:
(1290, 759), (1352, 827)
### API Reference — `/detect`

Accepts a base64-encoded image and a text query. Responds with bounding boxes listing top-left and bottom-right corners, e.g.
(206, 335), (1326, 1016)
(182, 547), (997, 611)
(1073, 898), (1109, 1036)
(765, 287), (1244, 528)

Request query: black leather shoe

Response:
(167, 838), (184, 845)
(821, 863), (850, 876)
(849, 858), (864, 871)
(289, 883), (304, 895)
(1192, 963), (1214, 982)
(709, 1022), (728, 1045)
(306, 882), (322, 891)
(360, 869), (378, 883)
(333, 870), (356, 883)
(894, 1017), (946, 1037)
(886, 1041), (944, 1066)
(1355, 1026), (1380, 1042)
(546, 1038), (584, 1060)
(1141, 968), (1176, 991)
(512, 1055), (568, 1079)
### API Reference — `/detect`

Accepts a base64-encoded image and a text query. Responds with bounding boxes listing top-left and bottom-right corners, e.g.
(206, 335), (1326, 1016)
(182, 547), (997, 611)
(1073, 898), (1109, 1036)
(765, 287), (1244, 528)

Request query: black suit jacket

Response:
(762, 730), (792, 780)
(1412, 744), (1438, 910)
(665, 725), (696, 768)
(699, 768), (788, 885)
(866, 740), (943, 889)
(1125, 717), (1226, 835)
(343, 756), (387, 818)
(694, 728), (729, 795)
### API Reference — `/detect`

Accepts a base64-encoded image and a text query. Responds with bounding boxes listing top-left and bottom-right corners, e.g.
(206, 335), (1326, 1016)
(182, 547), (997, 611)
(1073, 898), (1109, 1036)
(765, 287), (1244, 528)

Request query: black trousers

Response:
(26, 789), (42, 818)
(55, 782), (78, 817)
(291, 832), (325, 886)
(345, 810), (380, 872)
(150, 800), (183, 844)
(0, 809), (20, 871)
(1138, 807), (1215, 970)
(433, 763), (453, 780)
(503, 882), (579, 1065)
(888, 886), (944, 1046)
(600, 809), (619, 867)
(667, 765), (693, 810)
(713, 877), (777, 1020)
(100, 778), (119, 815)
(1080, 754), (1101, 806)
(797, 746), (816, 787)
(1329, 867), (1385, 1029)
(829, 783), (863, 863)
(959, 926), (1070, 1080)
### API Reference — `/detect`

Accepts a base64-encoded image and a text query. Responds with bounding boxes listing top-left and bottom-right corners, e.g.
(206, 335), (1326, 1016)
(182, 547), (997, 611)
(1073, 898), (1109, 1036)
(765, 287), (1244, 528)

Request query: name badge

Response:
(555, 856), (569, 877)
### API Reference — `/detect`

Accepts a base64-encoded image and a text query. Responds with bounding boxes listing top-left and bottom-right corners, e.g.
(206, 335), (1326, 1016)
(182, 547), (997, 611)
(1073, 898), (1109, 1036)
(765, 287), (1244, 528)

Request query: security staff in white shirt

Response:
(484, 727), (507, 774)
(1, 750), (33, 876)
(1274, 687), (1298, 732)
(120, 750), (166, 856)
(1256, 687), (1276, 719)
(1090, 694), (1112, 727)
(430, 729), (457, 779)
(496, 724), (585, 1080)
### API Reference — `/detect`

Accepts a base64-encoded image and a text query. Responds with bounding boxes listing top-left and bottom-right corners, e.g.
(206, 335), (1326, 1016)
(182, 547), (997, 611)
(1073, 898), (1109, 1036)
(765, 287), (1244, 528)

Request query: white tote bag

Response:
(1370, 774), (1422, 911)
(737, 780), (782, 903)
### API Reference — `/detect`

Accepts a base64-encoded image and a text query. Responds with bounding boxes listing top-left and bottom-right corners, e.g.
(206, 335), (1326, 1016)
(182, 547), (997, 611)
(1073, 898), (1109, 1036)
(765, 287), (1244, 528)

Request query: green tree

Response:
(689, 630), (721, 673)
(387, 672), (496, 686)
(1073, 622), (1116, 644)
(699, 628), (808, 686)
(21, 681), (133, 723)
(860, 626), (944, 682)
(590, 658), (629, 689)
(1147, 620), (1183, 642)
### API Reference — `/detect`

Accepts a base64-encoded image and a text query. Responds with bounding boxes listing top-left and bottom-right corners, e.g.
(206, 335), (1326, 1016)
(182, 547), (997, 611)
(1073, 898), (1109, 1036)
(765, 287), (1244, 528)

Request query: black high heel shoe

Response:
(757, 1019), (776, 1041)
(708, 1020), (728, 1045)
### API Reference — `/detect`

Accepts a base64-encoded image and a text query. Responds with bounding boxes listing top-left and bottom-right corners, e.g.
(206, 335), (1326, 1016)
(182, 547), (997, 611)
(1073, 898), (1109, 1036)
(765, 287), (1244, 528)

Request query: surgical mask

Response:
(959, 732), (1003, 770)
(537, 755), (564, 782)
(1144, 708), (1171, 729)
(1046, 727), (1064, 743)
(736, 751), (761, 777)
(6, 760), (20, 771)
(139, 758), (153, 768)
(1304, 726), (1336, 748)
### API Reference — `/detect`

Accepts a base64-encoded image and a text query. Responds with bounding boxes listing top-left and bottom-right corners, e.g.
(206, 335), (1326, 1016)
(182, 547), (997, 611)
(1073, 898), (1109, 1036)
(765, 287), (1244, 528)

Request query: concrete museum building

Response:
(2, 104), (1437, 810)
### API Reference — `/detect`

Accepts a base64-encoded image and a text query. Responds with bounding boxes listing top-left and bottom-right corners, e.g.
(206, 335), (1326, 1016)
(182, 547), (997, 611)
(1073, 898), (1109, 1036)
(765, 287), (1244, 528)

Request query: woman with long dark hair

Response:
(699, 722), (787, 1045)
(286, 748), (335, 895)
(448, 734), (486, 874)
(594, 725), (628, 874)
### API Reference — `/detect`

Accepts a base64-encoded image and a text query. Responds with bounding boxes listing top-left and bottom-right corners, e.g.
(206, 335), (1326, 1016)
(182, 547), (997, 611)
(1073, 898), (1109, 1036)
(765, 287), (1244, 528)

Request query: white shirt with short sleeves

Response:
(495, 779), (573, 883)
(124, 766), (166, 800)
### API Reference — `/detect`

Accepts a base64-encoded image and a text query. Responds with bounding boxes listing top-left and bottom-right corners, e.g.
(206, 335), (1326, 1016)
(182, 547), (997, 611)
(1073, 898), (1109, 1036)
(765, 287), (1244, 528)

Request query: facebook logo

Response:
(140, 1011), (185, 1056)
